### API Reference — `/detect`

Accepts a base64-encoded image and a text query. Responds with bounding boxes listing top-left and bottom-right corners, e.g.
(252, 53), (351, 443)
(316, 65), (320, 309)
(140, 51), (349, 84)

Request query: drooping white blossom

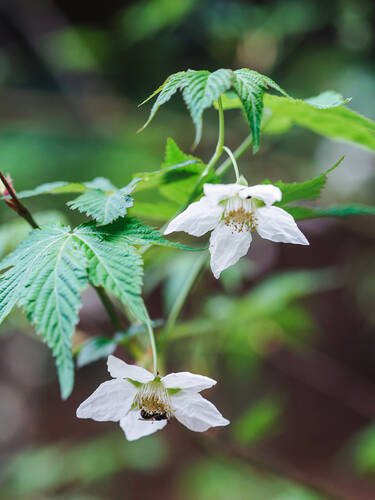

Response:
(76, 355), (229, 441)
(165, 183), (309, 278)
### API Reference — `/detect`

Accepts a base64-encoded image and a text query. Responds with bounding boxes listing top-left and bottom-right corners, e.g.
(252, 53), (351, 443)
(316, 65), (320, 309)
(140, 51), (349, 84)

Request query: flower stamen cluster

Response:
(223, 197), (258, 233)
(135, 379), (172, 420)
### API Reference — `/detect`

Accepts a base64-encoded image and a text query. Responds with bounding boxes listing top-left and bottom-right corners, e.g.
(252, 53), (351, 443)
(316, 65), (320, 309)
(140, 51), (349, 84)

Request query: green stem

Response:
(94, 286), (122, 331)
(146, 320), (158, 376)
(217, 133), (253, 176)
(223, 146), (240, 183)
(179, 95), (225, 213)
(202, 95), (225, 175)
(165, 253), (208, 334)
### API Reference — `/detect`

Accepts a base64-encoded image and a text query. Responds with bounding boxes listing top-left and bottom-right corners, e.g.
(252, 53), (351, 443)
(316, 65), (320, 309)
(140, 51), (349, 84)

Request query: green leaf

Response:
(133, 138), (214, 205)
(67, 178), (137, 226)
(219, 89), (372, 151)
(0, 226), (88, 399)
(160, 141), (216, 204)
(140, 70), (234, 147)
(0, 217), (179, 397)
(67, 189), (134, 226)
(13, 177), (118, 201)
(181, 69), (234, 147)
(9, 176), (136, 226)
(13, 181), (88, 200)
(232, 69), (287, 153)
(0, 210), (68, 260)
(140, 68), (290, 151)
(233, 398), (282, 445)
(76, 336), (117, 368)
(163, 136), (197, 168)
(140, 69), (364, 154)
(74, 224), (147, 322)
(129, 200), (177, 221)
(134, 160), (199, 192)
(268, 157), (344, 205)
(139, 71), (187, 131)
(285, 204), (375, 221)
(264, 93), (375, 151)
(76, 324), (154, 367)
(101, 217), (202, 251)
(85, 177), (117, 191)
(220, 89), (348, 111)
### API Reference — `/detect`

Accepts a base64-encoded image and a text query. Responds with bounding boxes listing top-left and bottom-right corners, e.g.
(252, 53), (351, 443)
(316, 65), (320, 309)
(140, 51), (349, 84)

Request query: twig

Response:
(0, 170), (39, 229)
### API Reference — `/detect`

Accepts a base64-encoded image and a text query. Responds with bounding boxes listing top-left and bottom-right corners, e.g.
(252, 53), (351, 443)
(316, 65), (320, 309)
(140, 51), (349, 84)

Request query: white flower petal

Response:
(203, 183), (242, 203)
(164, 196), (223, 237)
(76, 379), (137, 422)
(172, 391), (229, 432)
(161, 372), (217, 392)
(120, 409), (167, 441)
(256, 206), (309, 245)
(239, 184), (282, 205)
(209, 221), (252, 279)
(107, 355), (154, 383)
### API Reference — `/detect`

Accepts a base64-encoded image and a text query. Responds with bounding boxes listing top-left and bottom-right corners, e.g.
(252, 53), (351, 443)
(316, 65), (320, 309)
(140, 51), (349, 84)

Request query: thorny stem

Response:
(0, 170), (39, 229)
(217, 133), (253, 175)
(146, 320), (158, 376)
(223, 146), (240, 183)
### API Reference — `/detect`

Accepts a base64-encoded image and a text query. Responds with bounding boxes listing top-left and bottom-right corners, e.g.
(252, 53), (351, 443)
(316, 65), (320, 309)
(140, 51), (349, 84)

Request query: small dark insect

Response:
(140, 409), (153, 420)
(153, 412), (167, 421)
(140, 409), (168, 421)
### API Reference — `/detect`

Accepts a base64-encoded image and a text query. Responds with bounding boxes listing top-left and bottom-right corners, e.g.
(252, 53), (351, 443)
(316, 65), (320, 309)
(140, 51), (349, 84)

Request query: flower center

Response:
(223, 196), (257, 233)
(135, 379), (172, 421)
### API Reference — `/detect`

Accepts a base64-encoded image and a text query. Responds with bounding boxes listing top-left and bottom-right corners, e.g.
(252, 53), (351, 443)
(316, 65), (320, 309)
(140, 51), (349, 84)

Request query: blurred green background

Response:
(0, 1), (374, 499)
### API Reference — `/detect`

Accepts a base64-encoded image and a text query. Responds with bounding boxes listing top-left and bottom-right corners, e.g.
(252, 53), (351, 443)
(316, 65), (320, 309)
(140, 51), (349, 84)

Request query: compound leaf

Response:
(182, 69), (234, 147)
(139, 71), (187, 131)
(0, 226), (88, 399)
(74, 224), (148, 322)
(95, 217), (201, 251)
(232, 69), (287, 153)
(264, 93), (375, 151)
(67, 189), (134, 226)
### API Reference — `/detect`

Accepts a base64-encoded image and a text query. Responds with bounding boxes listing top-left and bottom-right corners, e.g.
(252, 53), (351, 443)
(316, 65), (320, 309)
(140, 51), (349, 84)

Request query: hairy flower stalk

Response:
(165, 182), (309, 278)
(77, 356), (229, 441)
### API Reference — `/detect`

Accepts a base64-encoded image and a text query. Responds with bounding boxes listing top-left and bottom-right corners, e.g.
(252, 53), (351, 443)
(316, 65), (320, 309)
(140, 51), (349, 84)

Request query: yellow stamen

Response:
(223, 197), (257, 233)
(135, 380), (172, 419)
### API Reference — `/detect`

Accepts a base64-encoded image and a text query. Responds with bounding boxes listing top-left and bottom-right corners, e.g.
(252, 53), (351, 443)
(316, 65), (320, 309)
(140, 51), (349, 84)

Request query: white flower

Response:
(165, 183), (309, 278)
(76, 355), (229, 441)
